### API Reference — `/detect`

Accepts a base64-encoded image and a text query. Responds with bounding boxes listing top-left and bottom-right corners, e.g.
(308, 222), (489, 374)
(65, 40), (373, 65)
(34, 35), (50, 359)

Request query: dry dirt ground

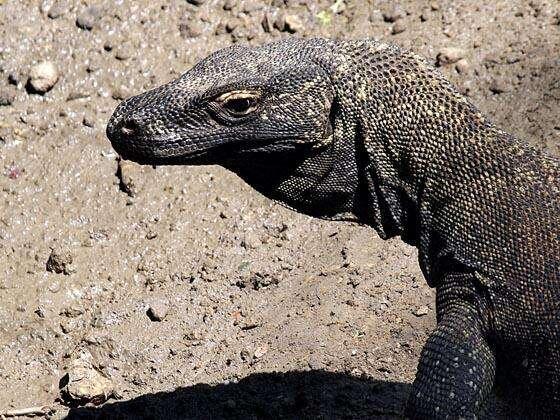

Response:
(0, 1), (558, 419)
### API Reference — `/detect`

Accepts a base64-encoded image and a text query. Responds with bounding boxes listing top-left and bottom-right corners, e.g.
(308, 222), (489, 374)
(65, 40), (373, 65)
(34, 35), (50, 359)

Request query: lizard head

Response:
(107, 38), (368, 222)
(107, 38), (334, 166)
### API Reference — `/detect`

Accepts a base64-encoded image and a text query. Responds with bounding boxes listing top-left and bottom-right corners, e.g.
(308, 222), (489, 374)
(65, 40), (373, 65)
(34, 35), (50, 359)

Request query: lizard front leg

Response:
(405, 274), (496, 419)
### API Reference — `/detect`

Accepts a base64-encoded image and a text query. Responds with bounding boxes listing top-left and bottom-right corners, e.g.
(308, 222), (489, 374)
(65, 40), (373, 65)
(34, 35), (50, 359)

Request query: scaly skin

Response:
(106, 38), (560, 418)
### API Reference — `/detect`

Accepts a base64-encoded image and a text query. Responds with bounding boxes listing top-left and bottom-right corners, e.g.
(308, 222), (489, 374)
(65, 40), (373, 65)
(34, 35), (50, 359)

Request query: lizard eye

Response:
(215, 91), (260, 117)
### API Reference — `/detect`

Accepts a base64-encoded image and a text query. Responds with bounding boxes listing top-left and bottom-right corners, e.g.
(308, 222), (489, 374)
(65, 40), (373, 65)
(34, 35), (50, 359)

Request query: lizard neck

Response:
(332, 40), (491, 245)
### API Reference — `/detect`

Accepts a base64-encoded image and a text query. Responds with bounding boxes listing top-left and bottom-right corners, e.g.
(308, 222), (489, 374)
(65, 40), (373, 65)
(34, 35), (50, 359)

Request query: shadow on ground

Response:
(65, 370), (407, 420)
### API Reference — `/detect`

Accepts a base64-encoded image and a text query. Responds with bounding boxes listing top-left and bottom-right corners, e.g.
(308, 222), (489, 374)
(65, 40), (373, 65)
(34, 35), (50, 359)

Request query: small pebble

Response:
(114, 42), (134, 60)
(284, 14), (305, 33)
(455, 59), (471, 74)
(0, 87), (16, 106)
(436, 47), (466, 66)
(413, 306), (429, 317)
(46, 246), (74, 275)
(282, 14), (305, 33)
(48, 282), (61, 293)
(67, 90), (91, 101)
(61, 305), (85, 318)
(48, 0), (69, 19)
(240, 349), (252, 361)
(391, 21), (406, 34)
(261, 12), (274, 32)
(307, 354), (325, 369)
(60, 319), (78, 333)
(223, 0), (235, 10)
(35, 306), (47, 318)
(27, 61), (59, 94)
(241, 231), (261, 249)
(76, 6), (102, 30)
(489, 78), (509, 94)
(111, 85), (131, 101)
(147, 300), (169, 321)
(383, 6), (405, 22)
(179, 19), (203, 38)
(254, 344), (268, 359)
(145, 230), (158, 240)
(117, 159), (140, 197)
(8, 72), (20, 86)
(82, 115), (95, 128)
(242, 0), (262, 13)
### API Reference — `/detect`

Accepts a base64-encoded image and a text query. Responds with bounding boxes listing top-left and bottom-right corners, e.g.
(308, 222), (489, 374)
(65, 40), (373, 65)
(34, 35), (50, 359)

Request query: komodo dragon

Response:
(106, 38), (559, 418)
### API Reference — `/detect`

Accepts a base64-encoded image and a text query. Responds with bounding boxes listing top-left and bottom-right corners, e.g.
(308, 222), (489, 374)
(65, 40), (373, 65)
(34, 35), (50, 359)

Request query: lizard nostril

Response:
(120, 118), (139, 137)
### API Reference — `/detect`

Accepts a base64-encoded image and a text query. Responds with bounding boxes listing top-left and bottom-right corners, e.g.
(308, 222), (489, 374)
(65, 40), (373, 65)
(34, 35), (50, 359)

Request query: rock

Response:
(383, 5), (405, 22)
(307, 353), (325, 369)
(114, 42), (134, 60)
(179, 18), (203, 38)
(187, 0), (206, 5)
(111, 85), (131, 101)
(48, 0), (69, 19)
(6, 165), (23, 180)
(60, 354), (115, 405)
(391, 20), (406, 34)
(436, 47), (466, 66)
(0, 87), (16, 106)
(60, 319), (78, 333)
(117, 159), (140, 197)
(27, 61), (59, 94)
(251, 273), (279, 290)
(489, 78), (509, 94)
(147, 299), (169, 321)
(455, 58), (471, 74)
(46, 246), (74, 275)
(8, 72), (20, 86)
(145, 230), (158, 240)
(82, 115), (95, 128)
(223, 0), (235, 10)
(67, 90), (91, 101)
(76, 6), (102, 30)
(48, 282), (61, 293)
(61, 305), (85, 318)
(224, 18), (242, 34)
(275, 13), (305, 33)
(261, 12), (274, 32)
(330, 0), (346, 14)
(241, 231), (261, 249)
(103, 37), (116, 52)
(242, 0), (262, 13)
(413, 306), (429, 317)
(283, 14), (305, 33)
(254, 344), (268, 359)
(240, 349), (252, 361)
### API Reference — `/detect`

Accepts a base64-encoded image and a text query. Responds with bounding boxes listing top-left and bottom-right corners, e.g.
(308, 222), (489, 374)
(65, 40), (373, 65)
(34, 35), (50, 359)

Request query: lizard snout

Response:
(119, 117), (140, 138)
(111, 114), (143, 143)
(106, 96), (148, 159)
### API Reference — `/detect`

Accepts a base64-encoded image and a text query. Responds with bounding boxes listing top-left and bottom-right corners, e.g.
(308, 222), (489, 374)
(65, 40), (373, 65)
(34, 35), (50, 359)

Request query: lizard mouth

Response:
(113, 133), (315, 166)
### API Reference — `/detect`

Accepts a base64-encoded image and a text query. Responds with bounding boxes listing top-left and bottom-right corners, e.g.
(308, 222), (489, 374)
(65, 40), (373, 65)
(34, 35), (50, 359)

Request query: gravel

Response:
(27, 61), (59, 94)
